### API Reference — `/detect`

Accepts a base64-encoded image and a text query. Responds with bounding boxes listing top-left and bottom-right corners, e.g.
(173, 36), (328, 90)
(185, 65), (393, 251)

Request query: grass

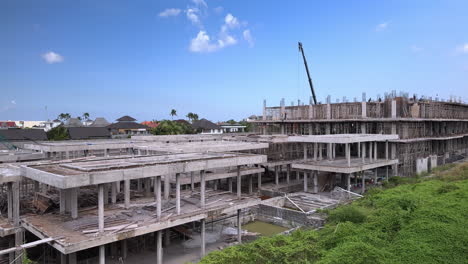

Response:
(199, 162), (468, 264)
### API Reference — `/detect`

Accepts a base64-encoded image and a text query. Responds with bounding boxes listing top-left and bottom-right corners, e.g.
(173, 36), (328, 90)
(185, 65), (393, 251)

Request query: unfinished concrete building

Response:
(252, 92), (468, 176)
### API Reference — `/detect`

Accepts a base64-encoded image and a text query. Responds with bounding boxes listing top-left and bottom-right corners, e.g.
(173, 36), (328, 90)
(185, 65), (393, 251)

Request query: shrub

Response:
(327, 206), (368, 224)
(436, 183), (459, 194)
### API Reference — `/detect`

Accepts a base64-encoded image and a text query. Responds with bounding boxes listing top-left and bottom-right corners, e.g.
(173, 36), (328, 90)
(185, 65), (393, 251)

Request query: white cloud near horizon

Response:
(41, 51), (64, 64)
(159, 8), (182, 17)
(225, 13), (239, 29)
(191, 0), (207, 8)
(189, 31), (219, 52)
(375, 22), (389, 32)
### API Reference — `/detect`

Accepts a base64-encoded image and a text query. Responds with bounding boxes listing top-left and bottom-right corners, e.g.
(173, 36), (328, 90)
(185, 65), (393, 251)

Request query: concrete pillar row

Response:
(200, 170), (206, 208)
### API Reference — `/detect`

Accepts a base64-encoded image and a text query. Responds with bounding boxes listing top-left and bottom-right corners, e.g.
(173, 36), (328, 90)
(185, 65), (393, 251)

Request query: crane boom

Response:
(298, 42), (317, 104)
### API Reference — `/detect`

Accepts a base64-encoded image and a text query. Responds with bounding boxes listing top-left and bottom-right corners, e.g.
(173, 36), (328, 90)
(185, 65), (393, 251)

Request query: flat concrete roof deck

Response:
(23, 140), (138, 152)
(23, 152), (267, 188)
(288, 134), (399, 144)
(292, 158), (398, 174)
(0, 165), (22, 183)
(135, 141), (269, 153)
(0, 150), (45, 163)
(21, 189), (262, 254)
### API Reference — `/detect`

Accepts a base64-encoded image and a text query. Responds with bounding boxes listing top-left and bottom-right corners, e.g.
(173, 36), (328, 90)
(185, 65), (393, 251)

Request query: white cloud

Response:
(456, 43), (468, 54)
(11, 100), (16, 105)
(213, 6), (223, 14)
(375, 22), (389, 32)
(243, 29), (254, 47)
(191, 0), (207, 8)
(189, 31), (219, 53)
(218, 34), (237, 48)
(186, 8), (201, 26)
(159, 8), (182, 17)
(41, 51), (64, 64)
(225, 13), (239, 29)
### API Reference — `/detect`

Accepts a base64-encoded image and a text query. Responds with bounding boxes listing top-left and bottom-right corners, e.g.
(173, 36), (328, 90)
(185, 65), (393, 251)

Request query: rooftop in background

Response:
(89, 117), (111, 127)
(116, 115), (136, 122)
(67, 127), (111, 140)
(141, 121), (159, 129)
(0, 128), (48, 141)
(192, 119), (220, 130)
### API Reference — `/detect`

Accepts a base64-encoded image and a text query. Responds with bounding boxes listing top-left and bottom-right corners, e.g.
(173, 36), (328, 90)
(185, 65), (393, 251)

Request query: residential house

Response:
(219, 122), (246, 133)
(107, 115), (149, 136)
(90, 117), (111, 127)
(191, 119), (223, 134)
(67, 127), (111, 140)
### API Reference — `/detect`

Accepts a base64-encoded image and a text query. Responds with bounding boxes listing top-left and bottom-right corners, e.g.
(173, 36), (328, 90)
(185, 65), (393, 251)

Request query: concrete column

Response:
(248, 175), (253, 194)
(319, 144), (323, 160)
(327, 143), (332, 160)
(313, 142), (318, 161)
(313, 171), (318, 193)
(362, 141), (366, 163)
(60, 253), (66, 264)
(69, 252), (77, 264)
(111, 182), (117, 204)
(228, 177), (233, 192)
(257, 172), (262, 190)
(122, 240), (128, 259)
(361, 172), (365, 193)
(358, 142), (361, 157)
(70, 187), (78, 219)
(385, 141), (389, 160)
(346, 143), (351, 167)
(176, 173), (180, 215)
(155, 176), (161, 218)
(386, 166), (389, 181)
(98, 184), (105, 233)
(156, 231), (163, 264)
(275, 166), (279, 186)
(200, 170), (205, 207)
(374, 141), (378, 160)
(116, 181), (121, 193)
(124, 179), (130, 209)
(237, 209), (242, 243)
(65, 151), (70, 159)
(286, 165), (290, 184)
(190, 172), (195, 191)
(59, 189), (66, 214)
(99, 245), (105, 264)
(303, 172), (308, 192)
(237, 166), (241, 199)
(164, 175), (170, 200)
(369, 142), (372, 161)
(200, 219), (206, 258)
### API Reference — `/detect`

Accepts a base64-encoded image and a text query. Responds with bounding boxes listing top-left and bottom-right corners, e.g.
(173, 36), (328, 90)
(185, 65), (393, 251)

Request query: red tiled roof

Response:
(0, 121), (17, 128)
(141, 121), (159, 129)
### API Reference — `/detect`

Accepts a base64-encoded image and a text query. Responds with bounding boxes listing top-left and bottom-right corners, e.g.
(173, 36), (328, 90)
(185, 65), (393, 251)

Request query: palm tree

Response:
(57, 113), (71, 122)
(186, 112), (194, 122)
(170, 109), (177, 120)
(192, 113), (199, 121)
(83, 113), (90, 121)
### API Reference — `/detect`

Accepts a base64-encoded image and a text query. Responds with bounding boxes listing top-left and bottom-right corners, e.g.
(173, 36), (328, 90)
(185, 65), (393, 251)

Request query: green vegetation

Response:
(150, 120), (193, 135)
(200, 162), (468, 264)
(46, 126), (69, 140)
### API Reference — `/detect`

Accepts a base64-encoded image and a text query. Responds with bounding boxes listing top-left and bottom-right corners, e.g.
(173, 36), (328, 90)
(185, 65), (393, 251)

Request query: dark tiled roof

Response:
(175, 119), (191, 126)
(116, 115), (136, 122)
(90, 117), (111, 127)
(68, 127), (111, 140)
(0, 128), (47, 141)
(191, 119), (220, 130)
(64, 118), (83, 127)
(107, 122), (148, 129)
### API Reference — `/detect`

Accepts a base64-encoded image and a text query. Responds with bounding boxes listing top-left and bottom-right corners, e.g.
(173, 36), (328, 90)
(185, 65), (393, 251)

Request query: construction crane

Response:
(298, 42), (317, 105)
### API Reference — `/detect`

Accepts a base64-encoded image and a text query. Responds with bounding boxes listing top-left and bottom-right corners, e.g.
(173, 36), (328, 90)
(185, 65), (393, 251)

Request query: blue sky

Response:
(1, 0), (468, 122)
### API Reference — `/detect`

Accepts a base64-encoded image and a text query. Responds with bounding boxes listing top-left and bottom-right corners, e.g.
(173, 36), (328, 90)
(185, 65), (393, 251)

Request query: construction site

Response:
(1, 42), (468, 264)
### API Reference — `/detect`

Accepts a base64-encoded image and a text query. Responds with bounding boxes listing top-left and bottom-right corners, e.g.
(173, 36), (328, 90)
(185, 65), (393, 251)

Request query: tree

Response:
(82, 112), (90, 121)
(170, 109), (177, 120)
(192, 113), (199, 121)
(57, 113), (71, 122)
(47, 126), (69, 140)
(150, 120), (193, 135)
(186, 112), (194, 122)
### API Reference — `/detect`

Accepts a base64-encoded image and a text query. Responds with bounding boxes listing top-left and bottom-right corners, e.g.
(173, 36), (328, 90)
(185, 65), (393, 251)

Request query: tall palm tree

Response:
(186, 112), (194, 122)
(192, 113), (199, 121)
(170, 109), (177, 120)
